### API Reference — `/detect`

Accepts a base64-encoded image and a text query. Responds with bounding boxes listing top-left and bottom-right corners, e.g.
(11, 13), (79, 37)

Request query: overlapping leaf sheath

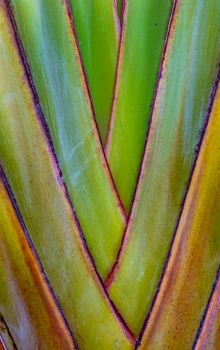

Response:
(105, 0), (173, 211)
(9, 0), (125, 279)
(116, 0), (123, 20)
(107, 0), (220, 335)
(0, 174), (76, 350)
(0, 2), (133, 348)
(69, 0), (120, 143)
(194, 269), (220, 350)
(0, 316), (16, 350)
(138, 80), (220, 349)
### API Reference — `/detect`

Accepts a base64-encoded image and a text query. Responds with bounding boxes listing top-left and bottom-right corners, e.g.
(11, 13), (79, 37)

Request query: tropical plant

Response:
(0, 0), (220, 349)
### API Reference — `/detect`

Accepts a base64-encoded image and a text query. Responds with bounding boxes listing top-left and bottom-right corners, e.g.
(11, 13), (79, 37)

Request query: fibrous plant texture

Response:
(0, 0), (220, 349)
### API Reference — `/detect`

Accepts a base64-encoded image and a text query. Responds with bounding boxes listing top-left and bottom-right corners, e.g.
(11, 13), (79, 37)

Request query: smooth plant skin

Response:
(0, 3), (133, 348)
(105, 0), (173, 211)
(0, 176), (76, 350)
(138, 81), (220, 350)
(1, 0), (220, 348)
(195, 270), (220, 350)
(69, 0), (120, 143)
(107, 0), (220, 334)
(10, 0), (126, 279)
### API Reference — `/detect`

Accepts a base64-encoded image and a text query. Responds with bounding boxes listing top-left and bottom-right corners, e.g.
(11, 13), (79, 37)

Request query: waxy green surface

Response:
(0, 177), (76, 350)
(69, 0), (120, 143)
(105, 0), (173, 211)
(108, 0), (220, 334)
(0, 4), (133, 348)
(139, 81), (220, 349)
(10, 0), (125, 279)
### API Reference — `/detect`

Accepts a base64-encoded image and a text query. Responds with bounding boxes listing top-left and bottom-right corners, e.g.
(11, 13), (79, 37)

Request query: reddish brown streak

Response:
(135, 68), (220, 350)
(105, 0), (127, 156)
(4, 0), (134, 342)
(104, 0), (178, 289)
(0, 315), (17, 350)
(113, 0), (121, 33)
(193, 267), (220, 349)
(0, 166), (78, 349)
(66, 0), (127, 219)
